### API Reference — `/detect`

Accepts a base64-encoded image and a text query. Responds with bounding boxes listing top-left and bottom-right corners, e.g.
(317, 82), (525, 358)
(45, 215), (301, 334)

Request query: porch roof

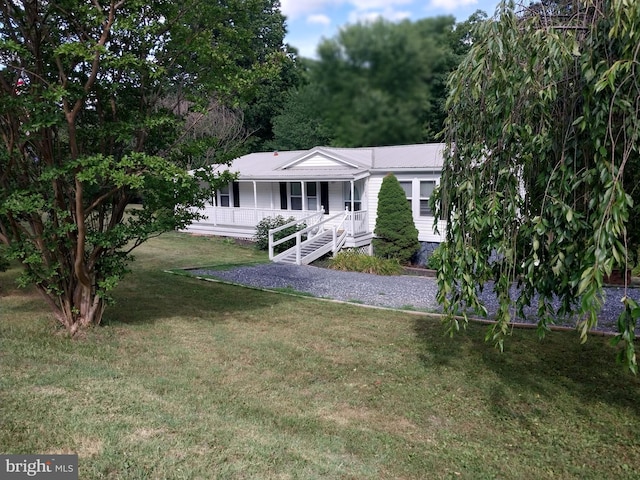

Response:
(202, 143), (445, 181)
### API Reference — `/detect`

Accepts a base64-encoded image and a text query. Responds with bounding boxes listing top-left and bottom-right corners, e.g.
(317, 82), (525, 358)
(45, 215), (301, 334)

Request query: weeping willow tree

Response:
(435, 0), (640, 370)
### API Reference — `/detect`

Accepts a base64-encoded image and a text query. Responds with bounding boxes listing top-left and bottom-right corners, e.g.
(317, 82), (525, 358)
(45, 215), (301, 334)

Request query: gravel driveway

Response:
(189, 263), (640, 334)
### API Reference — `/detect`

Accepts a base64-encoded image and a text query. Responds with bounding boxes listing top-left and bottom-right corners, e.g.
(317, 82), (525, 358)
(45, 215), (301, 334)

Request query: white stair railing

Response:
(270, 211), (349, 264)
(268, 210), (324, 261)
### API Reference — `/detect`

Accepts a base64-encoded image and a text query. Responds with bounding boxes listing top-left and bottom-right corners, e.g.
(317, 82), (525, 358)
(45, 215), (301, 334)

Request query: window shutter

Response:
(232, 182), (240, 207)
(279, 182), (287, 210)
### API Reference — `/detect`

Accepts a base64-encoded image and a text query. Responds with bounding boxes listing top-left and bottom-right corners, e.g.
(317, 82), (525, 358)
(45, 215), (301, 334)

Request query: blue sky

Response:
(281, 0), (502, 58)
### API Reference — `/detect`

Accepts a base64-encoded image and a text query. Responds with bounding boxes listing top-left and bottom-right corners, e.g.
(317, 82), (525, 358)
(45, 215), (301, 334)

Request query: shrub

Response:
(254, 216), (306, 253)
(426, 243), (445, 270)
(330, 249), (402, 275)
(373, 173), (420, 264)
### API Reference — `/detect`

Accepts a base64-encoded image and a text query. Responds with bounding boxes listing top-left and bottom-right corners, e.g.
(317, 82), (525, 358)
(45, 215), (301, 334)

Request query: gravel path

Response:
(189, 263), (640, 334)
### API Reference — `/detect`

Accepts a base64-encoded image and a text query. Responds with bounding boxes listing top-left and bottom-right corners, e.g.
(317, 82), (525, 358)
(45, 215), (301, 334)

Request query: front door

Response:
(320, 182), (329, 214)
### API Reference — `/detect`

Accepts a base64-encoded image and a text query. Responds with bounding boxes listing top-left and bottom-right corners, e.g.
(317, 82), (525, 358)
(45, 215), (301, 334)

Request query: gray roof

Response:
(372, 143), (445, 170)
(205, 144), (445, 181)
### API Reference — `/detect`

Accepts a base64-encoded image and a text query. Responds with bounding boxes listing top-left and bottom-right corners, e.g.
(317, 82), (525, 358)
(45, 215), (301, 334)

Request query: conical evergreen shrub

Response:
(373, 173), (420, 264)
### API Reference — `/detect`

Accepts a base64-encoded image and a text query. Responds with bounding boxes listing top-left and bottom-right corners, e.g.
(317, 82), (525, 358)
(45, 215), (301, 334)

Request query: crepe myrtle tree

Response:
(434, 0), (640, 370)
(0, 0), (288, 334)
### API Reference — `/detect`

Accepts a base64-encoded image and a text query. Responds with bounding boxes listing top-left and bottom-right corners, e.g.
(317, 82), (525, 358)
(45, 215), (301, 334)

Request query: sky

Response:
(281, 0), (502, 58)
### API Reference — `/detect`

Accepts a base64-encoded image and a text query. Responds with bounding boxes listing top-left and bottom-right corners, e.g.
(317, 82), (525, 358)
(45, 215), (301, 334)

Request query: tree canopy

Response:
(0, 0), (288, 334)
(269, 14), (482, 150)
(435, 0), (640, 370)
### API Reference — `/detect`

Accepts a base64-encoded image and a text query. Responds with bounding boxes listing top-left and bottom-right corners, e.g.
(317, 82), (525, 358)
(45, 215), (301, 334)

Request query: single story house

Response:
(183, 143), (446, 263)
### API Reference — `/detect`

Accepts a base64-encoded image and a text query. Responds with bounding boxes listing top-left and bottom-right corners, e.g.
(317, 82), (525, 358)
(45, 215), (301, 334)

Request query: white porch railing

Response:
(198, 205), (369, 237)
(345, 209), (368, 237)
(200, 206), (321, 227)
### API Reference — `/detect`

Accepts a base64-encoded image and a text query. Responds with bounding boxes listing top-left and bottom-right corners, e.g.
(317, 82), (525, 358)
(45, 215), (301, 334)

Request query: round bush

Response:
(254, 216), (306, 253)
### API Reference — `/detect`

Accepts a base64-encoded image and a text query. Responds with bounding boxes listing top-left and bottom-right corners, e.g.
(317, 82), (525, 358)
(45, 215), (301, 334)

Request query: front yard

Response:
(1, 232), (639, 479)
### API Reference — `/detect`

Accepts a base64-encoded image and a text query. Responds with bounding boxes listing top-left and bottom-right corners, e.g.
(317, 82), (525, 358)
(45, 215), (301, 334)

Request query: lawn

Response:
(1, 232), (639, 479)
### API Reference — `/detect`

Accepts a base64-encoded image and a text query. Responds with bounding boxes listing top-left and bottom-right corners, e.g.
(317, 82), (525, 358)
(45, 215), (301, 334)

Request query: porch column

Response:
(301, 181), (306, 212)
(350, 180), (355, 235)
(212, 193), (217, 226)
(253, 181), (258, 222)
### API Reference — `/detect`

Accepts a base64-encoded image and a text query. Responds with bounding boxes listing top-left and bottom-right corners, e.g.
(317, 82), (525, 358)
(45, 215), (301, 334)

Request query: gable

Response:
(280, 149), (366, 171)
(287, 153), (347, 168)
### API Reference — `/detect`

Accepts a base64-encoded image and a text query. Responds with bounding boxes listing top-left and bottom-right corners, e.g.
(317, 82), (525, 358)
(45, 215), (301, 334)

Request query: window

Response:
(280, 182), (320, 211)
(218, 184), (230, 207)
(290, 182), (302, 210)
(217, 182), (239, 207)
(306, 182), (317, 211)
(399, 181), (412, 210)
(420, 181), (436, 216)
(343, 182), (362, 211)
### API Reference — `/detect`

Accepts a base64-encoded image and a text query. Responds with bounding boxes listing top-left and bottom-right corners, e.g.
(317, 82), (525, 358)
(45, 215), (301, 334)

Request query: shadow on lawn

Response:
(105, 270), (292, 326)
(413, 318), (640, 417)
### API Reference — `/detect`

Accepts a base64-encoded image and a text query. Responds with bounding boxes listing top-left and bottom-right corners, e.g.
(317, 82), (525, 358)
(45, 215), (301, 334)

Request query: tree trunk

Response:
(39, 277), (106, 335)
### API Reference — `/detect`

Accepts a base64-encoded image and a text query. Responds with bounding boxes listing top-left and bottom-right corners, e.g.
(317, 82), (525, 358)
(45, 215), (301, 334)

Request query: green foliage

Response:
(266, 82), (333, 151)
(4, 233), (640, 478)
(373, 174), (420, 264)
(0, 0), (287, 333)
(270, 14), (484, 148)
(254, 216), (305, 253)
(330, 249), (402, 275)
(426, 244), (446, 271)
(437, 0), (640, 370)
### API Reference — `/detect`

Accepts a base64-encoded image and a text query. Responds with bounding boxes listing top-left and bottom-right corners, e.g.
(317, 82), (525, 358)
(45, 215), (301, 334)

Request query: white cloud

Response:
(351, 0), (413, 8)
(429, 0), (478, 10)
(292, 37), (325, 59)
(281, 0), (344, 20)
(281, 0), (414, 20)
(347, 8), (412, 23)
(307, 14), (332, 26)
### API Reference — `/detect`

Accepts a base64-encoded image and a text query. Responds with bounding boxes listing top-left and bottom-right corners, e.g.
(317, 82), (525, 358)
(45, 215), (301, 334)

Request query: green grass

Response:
(1, 232), (640, 479)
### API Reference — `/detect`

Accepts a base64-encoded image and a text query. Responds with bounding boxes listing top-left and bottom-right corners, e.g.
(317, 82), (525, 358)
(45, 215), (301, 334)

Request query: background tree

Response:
(165, 97), (249, 171)
(269, 14), (482, 149)
(266, 57), (333, 151)
(435, 0), (640, 370)
(373, 173), (420, 264)
(0, 0), (287, 334)
(212, 0), (303, 151)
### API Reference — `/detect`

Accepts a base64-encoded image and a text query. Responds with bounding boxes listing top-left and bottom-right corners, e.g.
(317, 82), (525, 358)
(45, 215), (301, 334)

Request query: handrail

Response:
(268, 210), (324, 260)
(269, 211), (348, 261)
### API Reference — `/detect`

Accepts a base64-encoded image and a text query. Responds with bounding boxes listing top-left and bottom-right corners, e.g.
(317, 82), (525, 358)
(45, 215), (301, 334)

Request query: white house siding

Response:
(234, 180), (347, 220)
(367, 173), (445, 243)
(287, 154), (343, 168)
(327, 181), (343, 215)
(234, 182), (274, 209)
(239, 180), (351, 217)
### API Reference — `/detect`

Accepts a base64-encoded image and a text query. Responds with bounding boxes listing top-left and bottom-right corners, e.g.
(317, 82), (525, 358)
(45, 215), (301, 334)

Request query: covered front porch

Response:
(183, 204), (372, 249)
(184, 173), (372, 248)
